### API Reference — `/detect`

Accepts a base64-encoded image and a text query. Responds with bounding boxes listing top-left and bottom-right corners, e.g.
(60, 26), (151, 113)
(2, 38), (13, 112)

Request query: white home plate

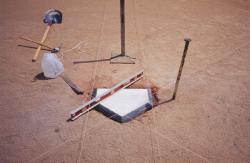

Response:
(92, 88), (153, 123)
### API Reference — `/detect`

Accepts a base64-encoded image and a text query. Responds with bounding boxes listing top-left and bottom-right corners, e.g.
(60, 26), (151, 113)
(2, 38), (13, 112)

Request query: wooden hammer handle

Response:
(32, 25), (51, 62)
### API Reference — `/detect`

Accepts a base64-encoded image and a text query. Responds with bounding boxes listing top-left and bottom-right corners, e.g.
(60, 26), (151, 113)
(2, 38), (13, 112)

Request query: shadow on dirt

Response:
(73, 55), (127, 64)
(73, 58), (111, 64)
(34, 73), (51, 80)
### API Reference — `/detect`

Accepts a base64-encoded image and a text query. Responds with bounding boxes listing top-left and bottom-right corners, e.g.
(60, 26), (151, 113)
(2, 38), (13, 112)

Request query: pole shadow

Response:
(73, 58), (111, 64)
(33, 73), (83, 96)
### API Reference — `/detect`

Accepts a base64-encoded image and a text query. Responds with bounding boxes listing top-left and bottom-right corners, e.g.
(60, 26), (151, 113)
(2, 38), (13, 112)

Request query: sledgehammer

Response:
(32, 9), (62, 62)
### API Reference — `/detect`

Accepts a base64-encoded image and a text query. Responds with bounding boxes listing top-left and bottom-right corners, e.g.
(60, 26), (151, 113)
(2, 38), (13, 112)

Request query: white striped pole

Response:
(70, 70), (144, 121)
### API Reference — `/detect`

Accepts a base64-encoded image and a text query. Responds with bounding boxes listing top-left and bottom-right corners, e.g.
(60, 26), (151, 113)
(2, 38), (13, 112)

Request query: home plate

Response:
(92, 88), (153, 123)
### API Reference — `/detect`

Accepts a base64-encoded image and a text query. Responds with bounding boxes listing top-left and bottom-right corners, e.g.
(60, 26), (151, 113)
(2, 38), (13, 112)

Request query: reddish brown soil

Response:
(0, 0), (250, 162)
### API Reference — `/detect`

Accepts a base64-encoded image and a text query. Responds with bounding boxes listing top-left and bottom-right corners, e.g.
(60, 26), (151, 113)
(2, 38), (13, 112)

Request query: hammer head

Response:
(43, 9), (62, 25)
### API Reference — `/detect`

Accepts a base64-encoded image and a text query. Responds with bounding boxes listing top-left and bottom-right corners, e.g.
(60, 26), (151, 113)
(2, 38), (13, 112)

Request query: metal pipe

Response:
(120, 0), (125, 56)
(172, 38), (192, 100)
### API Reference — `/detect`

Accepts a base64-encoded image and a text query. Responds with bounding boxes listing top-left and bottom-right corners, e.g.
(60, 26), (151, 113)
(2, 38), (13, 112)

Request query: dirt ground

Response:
(0, 0), (250, 162)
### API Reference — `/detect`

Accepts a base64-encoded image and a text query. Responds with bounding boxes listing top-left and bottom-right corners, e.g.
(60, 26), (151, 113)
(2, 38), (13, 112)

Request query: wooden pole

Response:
(172, 38), (192, 100)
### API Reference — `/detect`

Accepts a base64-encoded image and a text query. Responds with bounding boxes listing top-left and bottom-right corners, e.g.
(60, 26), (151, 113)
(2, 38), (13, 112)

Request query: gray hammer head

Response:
(43, 9), (62, 25)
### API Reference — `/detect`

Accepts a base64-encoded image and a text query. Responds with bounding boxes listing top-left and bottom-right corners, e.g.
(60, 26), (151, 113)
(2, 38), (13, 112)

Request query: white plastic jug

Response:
(41, 53), (64, 78)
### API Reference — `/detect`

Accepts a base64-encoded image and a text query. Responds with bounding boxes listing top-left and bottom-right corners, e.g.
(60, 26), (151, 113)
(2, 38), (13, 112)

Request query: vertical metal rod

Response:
(120, 0), (126, 56)
(172, 38), (192, 100)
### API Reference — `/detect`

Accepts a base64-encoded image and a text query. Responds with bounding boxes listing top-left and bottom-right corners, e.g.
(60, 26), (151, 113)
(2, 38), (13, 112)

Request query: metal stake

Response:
(110, 0), (135, 64)
(172, 38), (192, 100)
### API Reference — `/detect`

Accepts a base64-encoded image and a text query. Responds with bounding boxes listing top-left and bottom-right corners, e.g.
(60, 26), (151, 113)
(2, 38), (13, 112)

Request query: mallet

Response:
(32, 9), (62, 62)
(172, 38), (192, 100)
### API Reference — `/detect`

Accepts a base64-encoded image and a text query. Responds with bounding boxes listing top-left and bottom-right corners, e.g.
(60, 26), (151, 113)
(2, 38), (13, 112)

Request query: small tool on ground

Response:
(32, 9), (62, 62)
(42, 53), (83, 95)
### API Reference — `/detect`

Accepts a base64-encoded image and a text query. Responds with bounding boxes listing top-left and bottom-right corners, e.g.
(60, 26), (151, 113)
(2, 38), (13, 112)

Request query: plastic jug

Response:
(41, 53), (64, 78)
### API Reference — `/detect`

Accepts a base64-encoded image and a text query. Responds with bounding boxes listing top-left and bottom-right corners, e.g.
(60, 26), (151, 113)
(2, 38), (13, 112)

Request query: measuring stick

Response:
(70, 70), (144, 121)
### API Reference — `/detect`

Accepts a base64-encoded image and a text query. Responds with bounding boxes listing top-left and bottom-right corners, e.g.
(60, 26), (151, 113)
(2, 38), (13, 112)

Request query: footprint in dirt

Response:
(54, 128), (60, 133)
